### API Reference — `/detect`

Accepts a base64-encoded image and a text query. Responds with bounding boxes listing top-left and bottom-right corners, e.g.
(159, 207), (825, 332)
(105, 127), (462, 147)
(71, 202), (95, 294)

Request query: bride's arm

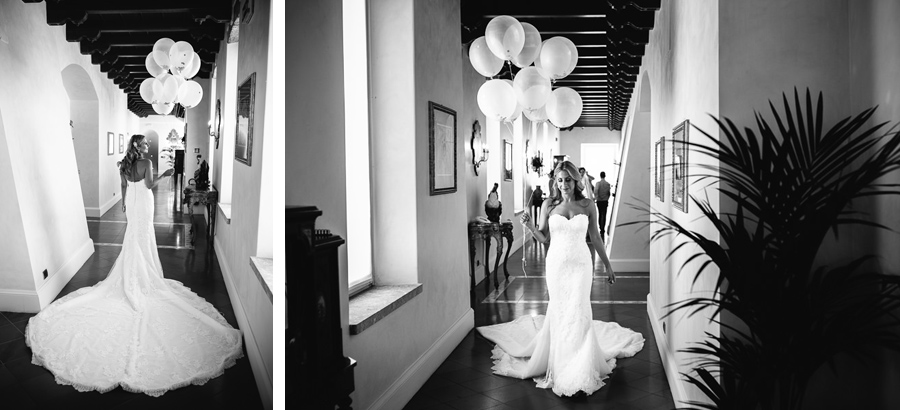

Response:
(120, 171), (127, 212)
(587, 201), (615, 283)
(521, 199), (552, 243)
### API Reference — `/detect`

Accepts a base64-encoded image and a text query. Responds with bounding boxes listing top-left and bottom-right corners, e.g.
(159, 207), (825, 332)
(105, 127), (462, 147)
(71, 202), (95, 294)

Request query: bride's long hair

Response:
(547, 160), (586, 213)
(118, 134), (146, 179)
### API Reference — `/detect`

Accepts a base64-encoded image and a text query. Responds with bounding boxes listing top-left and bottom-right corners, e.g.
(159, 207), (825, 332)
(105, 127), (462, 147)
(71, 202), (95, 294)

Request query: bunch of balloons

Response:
(471, 16), (583, 128)
(140, 38), (205, 115)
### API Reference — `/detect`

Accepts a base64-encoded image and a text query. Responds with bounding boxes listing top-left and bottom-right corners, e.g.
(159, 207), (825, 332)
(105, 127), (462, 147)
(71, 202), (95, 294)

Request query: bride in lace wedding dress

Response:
(25, 134), (243, 397)
(477, 161), (644, 397)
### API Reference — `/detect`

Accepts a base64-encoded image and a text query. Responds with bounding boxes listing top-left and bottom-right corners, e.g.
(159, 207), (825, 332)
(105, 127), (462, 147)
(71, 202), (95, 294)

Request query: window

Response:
(343, 0), (372, 296)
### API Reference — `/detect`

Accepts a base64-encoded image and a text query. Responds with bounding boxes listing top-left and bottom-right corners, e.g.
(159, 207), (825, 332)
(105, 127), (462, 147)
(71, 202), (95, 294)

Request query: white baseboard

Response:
(647, 293), (689, 407)
(215, 237), (273, 410)
(84, 207), (102, 218)
(36, 238), (95, 309)
(368, 308), (475, 410)
(611, 258), (649, 272)
(99, 195), (120, 217)
(0, 288), (40, 312)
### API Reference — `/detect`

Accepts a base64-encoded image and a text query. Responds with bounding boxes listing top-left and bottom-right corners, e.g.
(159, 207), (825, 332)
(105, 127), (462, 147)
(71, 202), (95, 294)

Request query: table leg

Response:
(467, 237), (476, 294)
(493, 235), (502, 290)
(483, 237), (492, 293)
(502, 232), (512, 281)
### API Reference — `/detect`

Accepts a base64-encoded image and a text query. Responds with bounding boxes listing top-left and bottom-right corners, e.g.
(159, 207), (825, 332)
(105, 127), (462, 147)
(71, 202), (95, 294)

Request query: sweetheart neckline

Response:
(549, 213), (588, 222)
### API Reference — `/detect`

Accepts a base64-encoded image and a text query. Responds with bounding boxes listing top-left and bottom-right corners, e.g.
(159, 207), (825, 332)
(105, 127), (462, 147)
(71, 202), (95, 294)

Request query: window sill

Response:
(218, 203), (232, 224)
(348, 284), (423, 335)
(250, 257), (273, 303)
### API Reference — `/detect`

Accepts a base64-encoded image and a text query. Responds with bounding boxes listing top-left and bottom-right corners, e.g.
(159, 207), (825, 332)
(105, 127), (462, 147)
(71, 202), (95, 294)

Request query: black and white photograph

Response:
(293, 1), (900, 410)
(0, 1), (274, 409)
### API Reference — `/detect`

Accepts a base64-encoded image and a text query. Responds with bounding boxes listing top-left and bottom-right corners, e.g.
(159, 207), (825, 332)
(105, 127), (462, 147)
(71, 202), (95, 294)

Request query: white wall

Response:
(211, 1), (273, 408)
(608, 110), (650, 272)
(629, 0), (721, 405)
(0, 1), (147, 311)
(183, 78), (212, 185)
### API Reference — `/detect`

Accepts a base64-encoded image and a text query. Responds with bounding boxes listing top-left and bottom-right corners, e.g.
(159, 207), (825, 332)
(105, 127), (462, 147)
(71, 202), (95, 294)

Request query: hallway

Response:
(403, 242), (675, 410)
(0, 182), (262, 409)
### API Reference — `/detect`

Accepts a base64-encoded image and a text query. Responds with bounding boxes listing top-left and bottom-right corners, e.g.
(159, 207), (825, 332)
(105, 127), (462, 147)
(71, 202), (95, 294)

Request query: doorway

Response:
(61, 64), (99, 214)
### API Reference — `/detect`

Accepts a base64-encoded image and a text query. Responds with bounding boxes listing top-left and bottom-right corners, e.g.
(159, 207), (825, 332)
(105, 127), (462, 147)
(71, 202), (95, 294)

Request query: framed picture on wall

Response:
(503, 140), (513, 181)
(672, 120), (689, 213)
(235, 72), (256, 166)
(428, 101), (457, 195)
(119, 134), (124, 154)
(655, 137), (665, 202)
(107, 132), (115, 155)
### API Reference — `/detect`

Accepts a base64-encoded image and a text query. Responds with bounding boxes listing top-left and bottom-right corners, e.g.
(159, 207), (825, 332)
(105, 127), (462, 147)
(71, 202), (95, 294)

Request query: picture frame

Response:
(672, 120), (689, 213)
(503, 140), (513, 181)
(107, 132), (115, 155)
(119, 134), (124, 154)
(213, 99), (222, 149)
(428, 101), (457, 195)
(235, 72), (255, 166)
(655, 137), (665, 202)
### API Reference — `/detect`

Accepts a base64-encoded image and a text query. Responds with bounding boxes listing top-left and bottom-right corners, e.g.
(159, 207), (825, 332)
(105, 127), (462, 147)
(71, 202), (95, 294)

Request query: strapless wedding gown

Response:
(25, 179), (244, 397)
(477, 213), (645, 396)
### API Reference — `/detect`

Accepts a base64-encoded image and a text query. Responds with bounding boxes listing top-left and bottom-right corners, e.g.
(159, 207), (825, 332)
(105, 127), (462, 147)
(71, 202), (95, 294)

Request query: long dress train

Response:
(476, 213), (644, 397)
(25, 179), (243, 397)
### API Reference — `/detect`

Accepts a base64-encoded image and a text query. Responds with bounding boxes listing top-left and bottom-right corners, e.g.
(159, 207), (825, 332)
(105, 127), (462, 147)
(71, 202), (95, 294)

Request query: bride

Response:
(477, 160), (644, 397)
(25, 134), (244, 397)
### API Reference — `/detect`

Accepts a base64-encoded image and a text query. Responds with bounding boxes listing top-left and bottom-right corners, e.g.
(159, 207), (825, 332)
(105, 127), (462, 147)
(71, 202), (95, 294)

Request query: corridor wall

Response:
(0, 1), (137, 311)
(210, 0), (273, 408)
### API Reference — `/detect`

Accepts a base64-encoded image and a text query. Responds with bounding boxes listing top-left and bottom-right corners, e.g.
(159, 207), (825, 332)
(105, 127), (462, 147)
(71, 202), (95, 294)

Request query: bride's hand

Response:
(520, 213), (534, 230)
(607, 269), (616, 284)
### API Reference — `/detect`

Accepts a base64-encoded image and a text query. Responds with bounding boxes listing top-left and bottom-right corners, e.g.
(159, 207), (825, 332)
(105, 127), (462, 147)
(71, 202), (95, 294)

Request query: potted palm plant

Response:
(637, 89), (900, 410)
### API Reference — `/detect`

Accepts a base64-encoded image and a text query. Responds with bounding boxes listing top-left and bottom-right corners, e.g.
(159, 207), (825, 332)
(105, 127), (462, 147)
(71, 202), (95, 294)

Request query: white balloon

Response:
(183, 52), (202, 79)
(561, 37), (579, 76)
(539, 37), (573, 80)
(485, 15), (525, 61)
(502, 79), (523, 122)
(152, 102), (174, 115)
(477, 79), (517, 122)
(546, 87), (583, 128)
(534, 40), (546, 70)
(139, 78), (157, 104)
(145, 53), (165, 78)
(161, 75), (179, 103)
(513, 66), (551, 111)
(168, 41), (194, 71)
(151, 50), (170, 71)
(177, 80), (204, 108)
(511, 22), (542, 68)
(524, 105), (548, 123)
(469, 36), (503, 77)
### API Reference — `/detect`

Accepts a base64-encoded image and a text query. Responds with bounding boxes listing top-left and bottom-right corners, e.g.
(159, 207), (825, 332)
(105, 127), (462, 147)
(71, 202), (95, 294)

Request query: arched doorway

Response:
(61, 64), (99, 215)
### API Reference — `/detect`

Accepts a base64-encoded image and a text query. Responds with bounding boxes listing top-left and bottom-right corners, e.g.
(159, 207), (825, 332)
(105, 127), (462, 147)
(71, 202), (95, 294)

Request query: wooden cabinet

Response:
(287, 206), (356, 409)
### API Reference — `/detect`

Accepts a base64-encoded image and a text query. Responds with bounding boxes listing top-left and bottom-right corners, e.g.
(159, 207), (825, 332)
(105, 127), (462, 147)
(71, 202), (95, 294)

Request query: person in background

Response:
(578, 167), (595, 201)
(593, 171), (612, 240)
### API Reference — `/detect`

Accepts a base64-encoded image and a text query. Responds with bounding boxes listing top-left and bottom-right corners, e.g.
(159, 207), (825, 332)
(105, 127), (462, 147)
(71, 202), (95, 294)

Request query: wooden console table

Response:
(467, 221), (513, 295)
(183, 187), (218, 244)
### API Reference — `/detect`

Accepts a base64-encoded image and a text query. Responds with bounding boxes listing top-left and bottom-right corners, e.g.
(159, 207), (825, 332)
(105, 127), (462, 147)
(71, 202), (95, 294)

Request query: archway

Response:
(61, 64), (99, 215)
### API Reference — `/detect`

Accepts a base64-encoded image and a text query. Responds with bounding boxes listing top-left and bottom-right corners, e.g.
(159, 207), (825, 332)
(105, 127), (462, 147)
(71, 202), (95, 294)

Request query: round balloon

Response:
(561, 37), (579, 76)
(178, 80), (204, 108)
(183, 52), (202, 79)
(139, 78), (157, 104)
(510, 22), (542, 68)
(160, 75), (179, 103)
(485, 15), (525, 61)
(534, 40), (546, 70)
(152, 102), (174, 115)
(151, 50), (170, 71)
(168, 41), (194, 70)
(546, 87), (583, 128)
(145, 53), (165, 78)
(477, 79), (517, 122)
(513, 66), (551, 111)
(502, 79), (523, 122)
(469, 36), (503, 77)
(539, 37), (573, 80)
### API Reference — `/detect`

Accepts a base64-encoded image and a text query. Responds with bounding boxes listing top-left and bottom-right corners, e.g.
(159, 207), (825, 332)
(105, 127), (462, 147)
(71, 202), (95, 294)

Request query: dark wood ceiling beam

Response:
(66, 19), (224, 42)
(80, 33), (219, 52)
(96, 45), (216, 61)
(462, 1), (609, 19)
(43, 1), (230, 26)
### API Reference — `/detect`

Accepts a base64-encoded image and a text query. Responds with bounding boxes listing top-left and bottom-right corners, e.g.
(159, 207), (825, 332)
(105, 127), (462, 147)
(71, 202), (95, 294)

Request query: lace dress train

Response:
(25, 180), (244, 397)
(476, 213), (645, 396)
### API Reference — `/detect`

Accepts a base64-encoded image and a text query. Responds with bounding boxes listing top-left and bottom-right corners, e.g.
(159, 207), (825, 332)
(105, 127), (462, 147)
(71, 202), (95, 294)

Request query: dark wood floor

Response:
(0, 179), (262, 409)
(404, 239), (676, 410)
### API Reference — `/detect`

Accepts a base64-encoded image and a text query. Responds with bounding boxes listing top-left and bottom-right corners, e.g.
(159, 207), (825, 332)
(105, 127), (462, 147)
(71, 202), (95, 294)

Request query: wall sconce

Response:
(471, 120), (489, 176)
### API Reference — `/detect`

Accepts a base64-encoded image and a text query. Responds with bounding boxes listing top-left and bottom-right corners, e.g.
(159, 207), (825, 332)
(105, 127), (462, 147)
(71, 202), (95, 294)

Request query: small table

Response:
(183, 187), (218, 244)
(467, 221), (513, 295)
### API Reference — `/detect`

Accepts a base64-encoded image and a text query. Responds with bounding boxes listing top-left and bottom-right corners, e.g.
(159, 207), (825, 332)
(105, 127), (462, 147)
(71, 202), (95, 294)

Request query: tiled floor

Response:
(0, 179), (262, 409)
(404, 239), (676, 410)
